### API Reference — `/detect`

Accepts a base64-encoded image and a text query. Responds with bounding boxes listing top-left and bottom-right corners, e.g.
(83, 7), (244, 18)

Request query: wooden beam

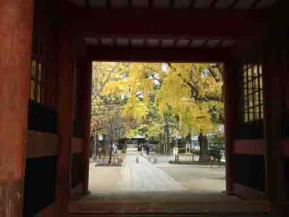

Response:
(72, 9), (266, 38)
(234, 139), (265, 155)
(87, 46), (231, 62)
(269, 0), (289, 27)
(72, 138), (83, 154)
(26, 133), (85, 157)
(55, 28), (76, 217)
(26, 132), (82, 158)
(26, 131), (59, 158)
(282, 139), (289, 157)
(223, 62), (239, 194)
(232, 36), (263, 60)
(263, 50), (286, 216)
(79, 60), (92, 194)
(0, 0), (34, 216)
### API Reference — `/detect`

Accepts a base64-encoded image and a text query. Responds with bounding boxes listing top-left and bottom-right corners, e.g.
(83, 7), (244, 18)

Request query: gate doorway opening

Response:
(85, 61), (229, 201)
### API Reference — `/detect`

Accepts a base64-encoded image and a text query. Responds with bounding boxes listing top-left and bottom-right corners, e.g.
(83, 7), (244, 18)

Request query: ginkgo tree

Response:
(91, 61), (224, 158)
(155, 63), (223, 158)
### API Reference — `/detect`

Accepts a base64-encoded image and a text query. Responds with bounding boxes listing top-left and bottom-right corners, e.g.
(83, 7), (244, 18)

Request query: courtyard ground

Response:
(85, 148), (238, 201)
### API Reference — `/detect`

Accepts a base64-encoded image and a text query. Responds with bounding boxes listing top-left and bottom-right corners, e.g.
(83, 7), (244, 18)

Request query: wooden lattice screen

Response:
(241, 62), (264, 123)
(30, 2), (58, 110)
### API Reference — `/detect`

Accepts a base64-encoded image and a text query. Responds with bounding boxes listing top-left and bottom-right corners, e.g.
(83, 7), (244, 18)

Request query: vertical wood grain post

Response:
(79, 59), (92, 194)
(55, 29), (75, 217)
(0, 1), (34, 216)
(223, 62), (239, 194)
(263, 50), (285, 216)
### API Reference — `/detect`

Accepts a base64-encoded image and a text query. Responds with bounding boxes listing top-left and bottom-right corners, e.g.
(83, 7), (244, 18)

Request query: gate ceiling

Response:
(65, 0), (278, 61)
(68, 0), (276, 9)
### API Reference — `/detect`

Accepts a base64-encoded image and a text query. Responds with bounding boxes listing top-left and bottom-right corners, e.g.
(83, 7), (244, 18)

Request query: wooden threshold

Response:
(69, 200), (271, 215)
(70, 214), (267, 217)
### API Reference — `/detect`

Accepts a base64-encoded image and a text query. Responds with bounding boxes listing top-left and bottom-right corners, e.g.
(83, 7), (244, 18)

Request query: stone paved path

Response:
(117, 151), (185, 192)
(85, 148), (238, 201)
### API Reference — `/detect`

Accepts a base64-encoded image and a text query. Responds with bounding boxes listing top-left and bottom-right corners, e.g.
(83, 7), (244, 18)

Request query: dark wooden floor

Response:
(69, 200), (271, 216)
(71, 214), (269, 217)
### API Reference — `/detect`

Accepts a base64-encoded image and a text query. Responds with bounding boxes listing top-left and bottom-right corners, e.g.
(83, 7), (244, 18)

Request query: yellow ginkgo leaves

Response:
(92, 62), (224, 139)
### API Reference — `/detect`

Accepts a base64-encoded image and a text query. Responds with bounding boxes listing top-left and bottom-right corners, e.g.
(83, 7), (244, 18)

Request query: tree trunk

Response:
(108, 138), (113, 164)
(198, 132), (209, 162)
(188, 129), (192, 153)
(164, 114), (170, 154)
(94, 133), (98, 160)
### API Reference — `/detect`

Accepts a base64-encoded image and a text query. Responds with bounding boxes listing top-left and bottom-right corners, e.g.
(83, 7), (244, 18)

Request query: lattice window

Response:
(30, 37), (41, 103)
(242, 63), (264, 122)
(30, 36), (57, 110)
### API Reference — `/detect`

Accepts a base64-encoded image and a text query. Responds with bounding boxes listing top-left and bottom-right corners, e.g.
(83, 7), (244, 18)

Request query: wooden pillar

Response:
(55, 30), (75, 217)
(223, 62), (239, 194)
(79, 59), (92, 194)
(263, 50), (285, 216)
(0, 1), (34, 216)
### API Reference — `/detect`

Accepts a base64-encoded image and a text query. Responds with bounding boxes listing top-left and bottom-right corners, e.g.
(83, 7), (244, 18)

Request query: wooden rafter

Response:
(157, 38), (162, 47)
(128, 0), (132, 8)
(107, 0), (111, 9)
(188, 38), (195, 47)
(143, 38), (148, 47)
(148, 0), (153, 8)
(229, 0), (239, 9)
(141, 38), (145, 47)
(172, 38), (178, 48)
(202, 38), (209, 47)
(128, 38), (132, 48)
(67, 0), (276, 9)
(215, 38), (224, 48)
(210, 0), (219, 8)
(251, 0), (262, 8)
(112, 37), (116, 47)
(169, 0), (175, 8)
(189, 0), (196, 9)
(87, 46), (231, 62)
